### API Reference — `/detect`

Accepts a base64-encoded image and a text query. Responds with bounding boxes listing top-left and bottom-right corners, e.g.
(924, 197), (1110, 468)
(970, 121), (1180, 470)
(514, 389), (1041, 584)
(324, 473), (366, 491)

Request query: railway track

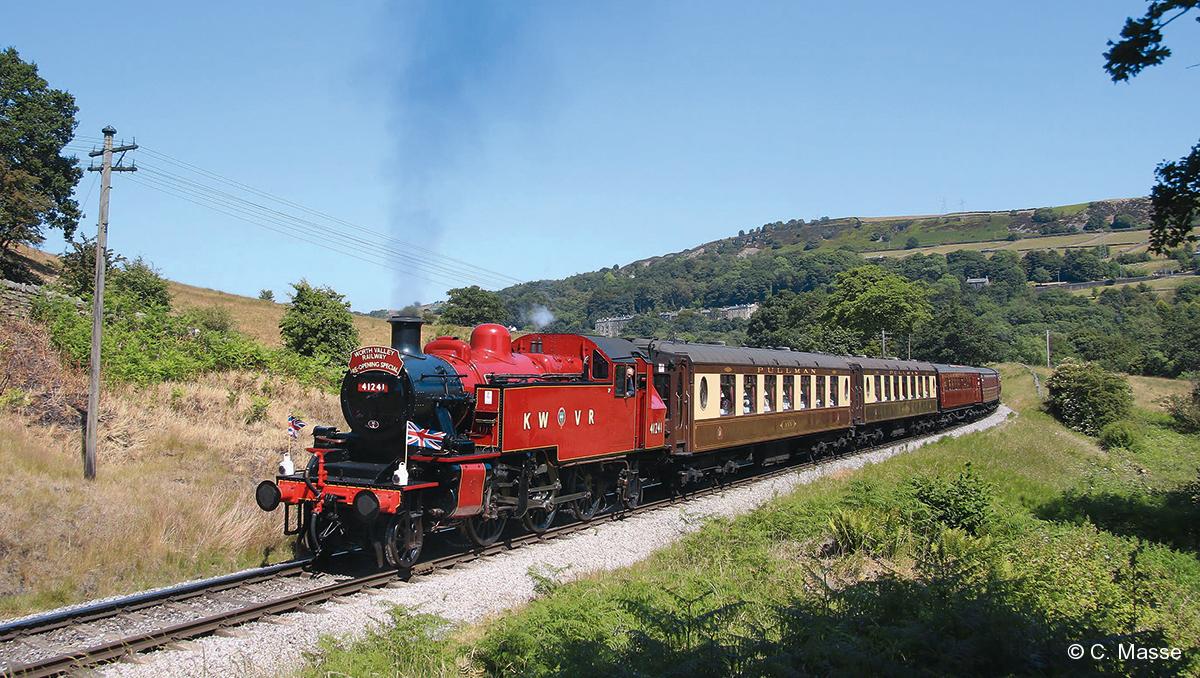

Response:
(0, 412), (998, 677)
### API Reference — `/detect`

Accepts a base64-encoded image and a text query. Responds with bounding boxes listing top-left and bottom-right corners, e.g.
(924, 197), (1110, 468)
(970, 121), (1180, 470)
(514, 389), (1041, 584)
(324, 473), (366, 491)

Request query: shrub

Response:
(243, 395), (270, 424)
(1166, 382), (1200, 433)
(1046, 359), (1133, 435)
(909, 463), (993, 535)
(279, 280), (359, 363)
(110, 258), (171, 309)
(57, 236), (123, 298)
(184, 306), (233, 333)
(1031, 207), (1056, 223)
(1111, 213), (1138, 230)
(904, 236), (920, 250)
(0, 387), (31, 411)
(1098, 420), (1141, 452)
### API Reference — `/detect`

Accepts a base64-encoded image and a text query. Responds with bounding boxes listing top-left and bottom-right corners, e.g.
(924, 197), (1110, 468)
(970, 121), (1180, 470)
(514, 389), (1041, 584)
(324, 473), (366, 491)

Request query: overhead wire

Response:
(125, 171), (476, 290)
(135, 162), (512, 289)
(63, 139), (523, 290)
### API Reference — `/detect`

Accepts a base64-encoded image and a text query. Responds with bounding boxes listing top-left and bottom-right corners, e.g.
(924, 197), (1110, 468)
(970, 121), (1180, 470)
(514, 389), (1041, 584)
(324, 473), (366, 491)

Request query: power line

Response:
(125, 173), (475, 290)
(129, 168), (500, 290)
(135, 145), (524, 286)
(135, 163), (512, 289)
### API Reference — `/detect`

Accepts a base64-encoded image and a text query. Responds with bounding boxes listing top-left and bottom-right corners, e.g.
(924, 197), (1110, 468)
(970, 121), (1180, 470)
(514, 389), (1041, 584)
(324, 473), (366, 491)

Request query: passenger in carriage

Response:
(742, 392), (752, 414)
(720, 394), (731, 415)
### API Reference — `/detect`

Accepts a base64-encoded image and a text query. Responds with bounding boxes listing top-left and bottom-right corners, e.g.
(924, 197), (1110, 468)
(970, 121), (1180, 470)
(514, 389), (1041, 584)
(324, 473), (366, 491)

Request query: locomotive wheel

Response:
(522, 465), (560, 533)
(566, 470), (602, 521)
(461, 513), (507, 547)
(383, 512), (424, 570)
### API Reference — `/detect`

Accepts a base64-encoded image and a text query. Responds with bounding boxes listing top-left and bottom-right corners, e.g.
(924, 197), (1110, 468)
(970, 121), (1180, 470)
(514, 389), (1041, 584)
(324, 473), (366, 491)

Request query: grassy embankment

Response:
(0, 248), (467, 618)
(308, 366), (1200, 676)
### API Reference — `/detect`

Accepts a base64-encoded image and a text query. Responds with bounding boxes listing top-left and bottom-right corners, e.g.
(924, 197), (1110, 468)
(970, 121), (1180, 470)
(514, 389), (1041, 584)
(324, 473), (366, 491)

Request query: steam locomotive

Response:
(255, 316), (1001, 568)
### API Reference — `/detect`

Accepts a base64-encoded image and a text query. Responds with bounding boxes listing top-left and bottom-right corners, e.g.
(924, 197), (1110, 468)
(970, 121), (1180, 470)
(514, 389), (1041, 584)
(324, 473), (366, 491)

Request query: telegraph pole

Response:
(1046, 329), (1051, 369)
(83, 126), (137, 479)
(880, 330), (888, 358)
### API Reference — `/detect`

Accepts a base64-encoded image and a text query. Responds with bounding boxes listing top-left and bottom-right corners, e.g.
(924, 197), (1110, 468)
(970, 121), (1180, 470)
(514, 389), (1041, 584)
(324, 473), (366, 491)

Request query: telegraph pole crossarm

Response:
(81, 126), (136, 480)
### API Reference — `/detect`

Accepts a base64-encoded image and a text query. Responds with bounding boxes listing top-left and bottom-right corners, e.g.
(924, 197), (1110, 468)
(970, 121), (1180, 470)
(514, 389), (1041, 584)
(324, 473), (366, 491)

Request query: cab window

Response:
(591, 351), (609, 380)
(614, 365), (636, 398)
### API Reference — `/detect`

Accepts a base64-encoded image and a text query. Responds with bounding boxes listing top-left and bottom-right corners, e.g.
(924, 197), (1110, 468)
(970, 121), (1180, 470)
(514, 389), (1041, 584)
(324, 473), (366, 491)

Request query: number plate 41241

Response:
(357, 382), (389, 393)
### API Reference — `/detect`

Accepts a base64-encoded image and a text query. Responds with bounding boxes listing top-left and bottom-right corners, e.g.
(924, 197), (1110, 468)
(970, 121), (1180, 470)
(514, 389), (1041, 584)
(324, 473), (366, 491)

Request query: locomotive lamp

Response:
(278, 451), (294, 476)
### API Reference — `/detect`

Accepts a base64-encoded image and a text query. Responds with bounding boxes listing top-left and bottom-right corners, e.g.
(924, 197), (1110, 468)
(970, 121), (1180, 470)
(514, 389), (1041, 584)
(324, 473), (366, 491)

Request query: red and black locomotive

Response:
(255, 315), (1000, 568)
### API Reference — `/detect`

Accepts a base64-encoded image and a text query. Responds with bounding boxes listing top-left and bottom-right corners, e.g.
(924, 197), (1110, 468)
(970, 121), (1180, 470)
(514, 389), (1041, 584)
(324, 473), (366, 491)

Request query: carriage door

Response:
(848, 363), (865, 424)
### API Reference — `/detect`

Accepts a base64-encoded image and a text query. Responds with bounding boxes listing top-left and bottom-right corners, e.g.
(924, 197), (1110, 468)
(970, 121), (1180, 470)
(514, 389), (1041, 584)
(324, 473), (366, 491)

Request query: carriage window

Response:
(764, 375), (776, 413)
(800, 375), (810, 409)
(830, 375), (840, 407)
(782, 375), (794, 411)
(720, 375), (734, 416)
(901, 375), (908, 399)
(887, 375), (894, 401)
(700, 377), (709, 410)
(874, 374), (882, 401)
(743, 375), (757, 414)
(815, 375), (826, 407)
(591, 351), (609, 380)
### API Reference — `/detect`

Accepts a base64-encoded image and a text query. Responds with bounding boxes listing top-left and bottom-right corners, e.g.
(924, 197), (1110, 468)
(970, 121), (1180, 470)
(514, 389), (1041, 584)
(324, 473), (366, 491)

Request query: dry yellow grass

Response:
(1067, 274), (1197, 297)
(0, 368), (347, 616)
(168, 282), (393, 348)
(871, 227), (1200, 259)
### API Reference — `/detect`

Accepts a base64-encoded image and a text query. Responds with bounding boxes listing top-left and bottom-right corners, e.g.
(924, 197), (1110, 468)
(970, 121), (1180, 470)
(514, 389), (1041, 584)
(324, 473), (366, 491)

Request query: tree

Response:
(58, 236), (123, 298)
(1104, 3), (1200, 253)
(110, 257), (171, 309)
(258, 289), (275, 302)
(826, 265), (932, 339)
(904, 236), (920, 249)
(1031, 208), (1057, 223)
(441, 285), (510, 326)
(279, 280), (359, 362)
(0, 48), (82, 254)
(746, 291), (862, 354)
(1046, 359), (1133, 435)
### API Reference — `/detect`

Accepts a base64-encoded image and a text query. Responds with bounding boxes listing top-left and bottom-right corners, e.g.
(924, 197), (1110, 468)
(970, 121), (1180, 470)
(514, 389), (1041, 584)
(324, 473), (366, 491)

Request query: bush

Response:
(58, 236), (123, 298)
(1046, 359), (1133, 435)
(909, 463), (993, 535)
(279, 280), (359, 363)
(243, 395), (270, 424)
(110, 258), (171, 309)
(1031, 207), (1056, 223)
(1166, 382), (1200, 433)
(904, 236), (920, 250)
(1098, 420), (1142, 452)
(258, 289), (274, 302)
(184, 306), (233, 333)
(1111, 213), (1138, 230)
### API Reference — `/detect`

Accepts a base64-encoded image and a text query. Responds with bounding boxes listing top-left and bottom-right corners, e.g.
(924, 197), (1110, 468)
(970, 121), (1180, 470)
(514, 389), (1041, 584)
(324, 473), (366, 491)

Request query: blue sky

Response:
(4, 1), (1198, 311)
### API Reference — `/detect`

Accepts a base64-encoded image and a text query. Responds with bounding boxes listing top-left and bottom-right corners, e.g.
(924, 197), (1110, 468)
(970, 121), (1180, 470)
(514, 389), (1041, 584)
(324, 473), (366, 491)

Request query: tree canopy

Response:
(0, 47), (82, 256)
(1104, 2), (1200, 253)
(441, 285), (510, 326)
(826, 266), (932, 339)
(279, 280), (359, 363)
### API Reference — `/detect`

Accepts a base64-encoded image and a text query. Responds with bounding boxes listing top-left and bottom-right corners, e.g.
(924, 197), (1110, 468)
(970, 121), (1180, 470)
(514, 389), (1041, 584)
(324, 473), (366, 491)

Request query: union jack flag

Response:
(287, 415), (306, 439)
(406, 420), (446, 450)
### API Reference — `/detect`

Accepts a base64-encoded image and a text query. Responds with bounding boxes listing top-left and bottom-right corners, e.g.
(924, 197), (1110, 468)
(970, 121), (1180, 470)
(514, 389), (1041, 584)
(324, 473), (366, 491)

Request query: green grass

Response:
(304, 365), (1200, 676)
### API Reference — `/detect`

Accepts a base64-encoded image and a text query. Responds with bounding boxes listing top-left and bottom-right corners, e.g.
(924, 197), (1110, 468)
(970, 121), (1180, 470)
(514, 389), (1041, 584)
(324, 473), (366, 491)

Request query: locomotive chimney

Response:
(388, 315), (425, 356)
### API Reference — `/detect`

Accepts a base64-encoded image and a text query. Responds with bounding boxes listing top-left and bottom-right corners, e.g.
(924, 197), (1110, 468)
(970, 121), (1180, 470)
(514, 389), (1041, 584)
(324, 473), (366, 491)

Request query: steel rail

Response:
(4, 410), (996, 677)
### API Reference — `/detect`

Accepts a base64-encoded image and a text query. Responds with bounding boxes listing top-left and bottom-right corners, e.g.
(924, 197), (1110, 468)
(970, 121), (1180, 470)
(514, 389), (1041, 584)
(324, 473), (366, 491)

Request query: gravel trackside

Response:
(103, 405), (1013, 677)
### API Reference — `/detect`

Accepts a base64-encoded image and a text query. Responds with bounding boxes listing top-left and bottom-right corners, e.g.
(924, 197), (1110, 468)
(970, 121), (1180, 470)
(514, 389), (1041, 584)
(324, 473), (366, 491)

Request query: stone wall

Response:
(0, 278), (84, 321)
